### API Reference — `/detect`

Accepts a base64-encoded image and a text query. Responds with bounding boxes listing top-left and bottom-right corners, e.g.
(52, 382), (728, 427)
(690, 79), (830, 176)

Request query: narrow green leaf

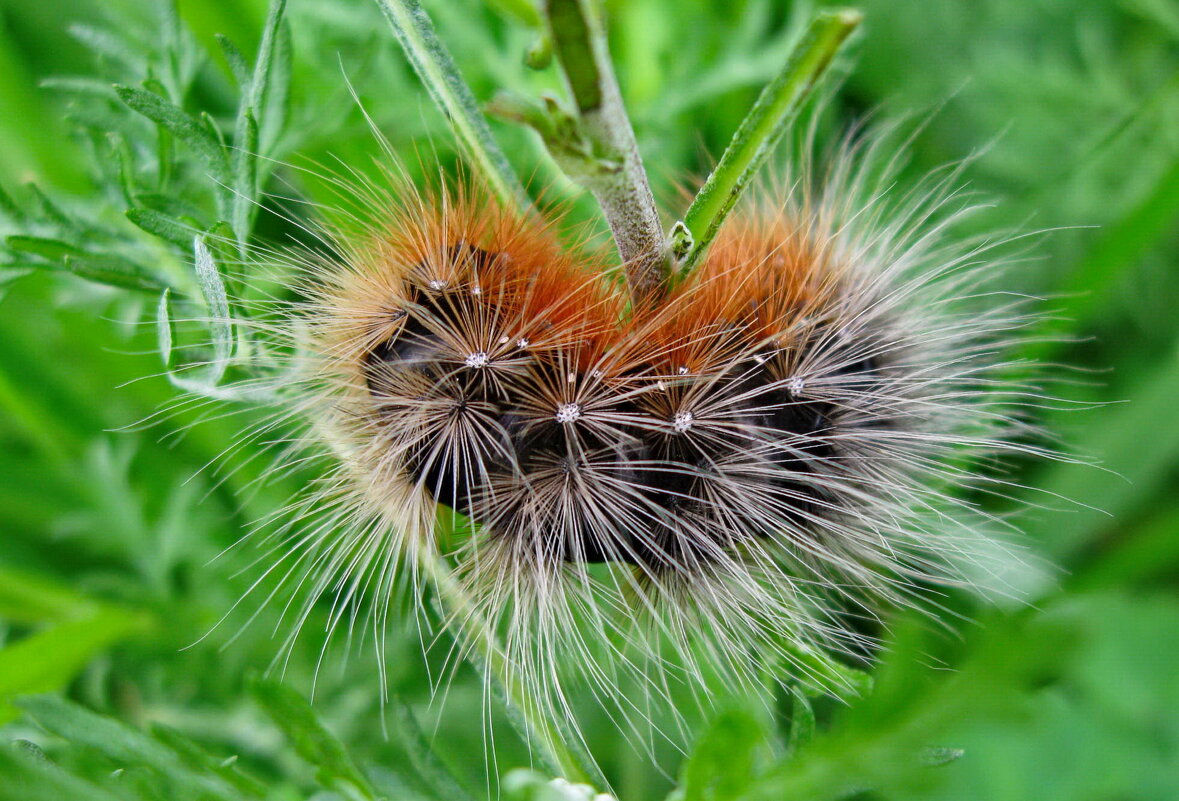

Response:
(156, 288), (174, 367)
(193, 235), (233, 383)
(0, 744), (123, 801)
(134, 192), (205, 222)
(0, 566), (101, 623)
(25, 185), (72, 229)
(63, 253), (166, 292)
(40, 76), (123, 98)
(16, 695), (239, 801)
(0, 609), (146, 722)
(199, 110), (229, 152)
(249, 678), (377, 799)
(247, 0), (290, 114)
(6, 236), (166, 292)
(787, 689), (816, 752)
(373, 0), (528, 209)
(678, 708), (770, 801)
(0, 182), (25, 222)
(231, 108), (259, 252)
(127, 208), (196, 250)
(264, 22), (293, 150)
(115, 85), (229, 182)
(67, 24), (140, 69)
(5, 235), (77, 263)
(226, 0), (288, 256)
(107, 132), (137, 205)
(546, 0), (602, 112)
(149, 723), (268, 798)
(391, 697), (480, 801)
(215, 34), (250, 88)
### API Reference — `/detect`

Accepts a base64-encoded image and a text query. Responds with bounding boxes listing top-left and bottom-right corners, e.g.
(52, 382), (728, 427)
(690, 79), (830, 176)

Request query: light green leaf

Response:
(248, 0), (290, 114)
(149, 723), (268, 798)
(0, 566), (102, 623)
(115, 85), (229, 182)
(16, 695), (240, 801)
(126, 208), (196, 250)
(677, 708), (771, 801)
(231, 108), (259, 251)
(264, 22), (293, 147)
(501, 770), (609, 801)
(787, 688), (816, 752)
(67, 24), (140, 70)
(391, 696), (479, 801)
(215, 34), (250, 89)
(249, 678), (377, 799)
(0, 743), (123, 801)
(222, 0), (288, 257)
(6, 235), (166, 292)
(4, 235), (76, 263)
(156, 288), (174, 367)
(0, 609), (146, 722)
(919, 746), (966, 767)
(193, 235), (233, 384)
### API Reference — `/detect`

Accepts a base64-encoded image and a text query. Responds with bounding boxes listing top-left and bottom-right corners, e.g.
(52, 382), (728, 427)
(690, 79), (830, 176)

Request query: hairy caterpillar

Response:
(214, 124), (1050, 761)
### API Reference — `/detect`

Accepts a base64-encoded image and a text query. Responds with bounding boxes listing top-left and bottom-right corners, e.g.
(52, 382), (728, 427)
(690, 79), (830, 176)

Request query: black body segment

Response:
(361, 252), (885, 568)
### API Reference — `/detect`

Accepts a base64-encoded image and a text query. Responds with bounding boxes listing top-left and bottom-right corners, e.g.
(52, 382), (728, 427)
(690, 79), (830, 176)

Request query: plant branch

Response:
(415, 545), (594, 786)
(374, 0), (530, 210)
(541, 0), (669, 302)
(674, 9), (862, 277)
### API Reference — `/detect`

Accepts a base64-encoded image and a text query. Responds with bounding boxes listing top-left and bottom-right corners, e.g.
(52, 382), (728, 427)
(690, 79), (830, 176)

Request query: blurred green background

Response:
(0, 0), (1177, 799)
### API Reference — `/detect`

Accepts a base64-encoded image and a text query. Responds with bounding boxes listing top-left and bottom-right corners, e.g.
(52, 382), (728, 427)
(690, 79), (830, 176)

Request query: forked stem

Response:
(674, 9), (862, 277)
(540, 0), (670, 302)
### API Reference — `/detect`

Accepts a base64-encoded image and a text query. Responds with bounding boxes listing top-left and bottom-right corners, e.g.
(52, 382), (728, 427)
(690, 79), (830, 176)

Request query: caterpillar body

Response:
(234, 132), (1046, 750)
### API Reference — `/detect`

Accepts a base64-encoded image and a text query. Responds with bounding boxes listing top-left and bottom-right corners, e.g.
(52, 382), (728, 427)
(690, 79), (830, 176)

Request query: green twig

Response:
(675, 9), (862, 277)
(373, 0), (530, 210)
(415, 546), (593, 785)
(540, 0), (669, 301)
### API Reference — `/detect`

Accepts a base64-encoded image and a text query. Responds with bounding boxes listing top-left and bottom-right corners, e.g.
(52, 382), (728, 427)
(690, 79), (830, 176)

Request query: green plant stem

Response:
(544, 0), (669, 302)
(374, 0), (530, 210)
(676, 9), (861, 277)
(415, 545), (592, 785)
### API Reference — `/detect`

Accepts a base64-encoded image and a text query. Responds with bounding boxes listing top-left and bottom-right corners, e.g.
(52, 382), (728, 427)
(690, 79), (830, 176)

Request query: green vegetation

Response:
(0, 0), (1176, 798)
